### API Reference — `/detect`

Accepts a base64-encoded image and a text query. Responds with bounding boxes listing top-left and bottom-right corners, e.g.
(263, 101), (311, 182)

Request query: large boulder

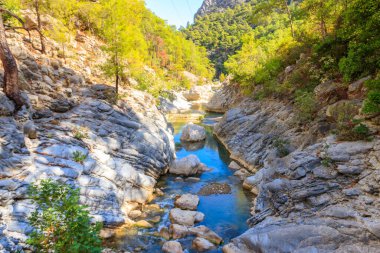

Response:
(159, 91), (191, 113)
(183, 88), (201, 101)
(314, 80), (347, 106)
(205, 83), (241, 113)
(175, 194), (199, 210)
(169, 155), (208, 176)
(348, 76), (371, 99)
(169, 208), (204, 226)
(180, 123), (206, 142)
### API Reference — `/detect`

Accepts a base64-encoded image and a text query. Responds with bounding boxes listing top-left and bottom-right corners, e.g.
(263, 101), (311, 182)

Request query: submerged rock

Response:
(198, 183), (231, 196)
(180, 123), (207, 142)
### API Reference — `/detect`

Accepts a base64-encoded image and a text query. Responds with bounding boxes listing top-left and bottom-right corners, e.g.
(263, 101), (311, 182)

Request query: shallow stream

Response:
(113, 112), (252, 252)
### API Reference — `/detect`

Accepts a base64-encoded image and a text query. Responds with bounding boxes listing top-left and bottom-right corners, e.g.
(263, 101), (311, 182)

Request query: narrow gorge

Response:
(1, 0), (379, 253)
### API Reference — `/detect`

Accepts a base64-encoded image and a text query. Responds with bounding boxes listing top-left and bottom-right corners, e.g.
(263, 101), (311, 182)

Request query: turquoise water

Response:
(114, 113), (252, 252)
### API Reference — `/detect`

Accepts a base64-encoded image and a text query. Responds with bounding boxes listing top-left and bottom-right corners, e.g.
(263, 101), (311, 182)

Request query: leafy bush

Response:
(27, 180), (102, 253)
(338, 0), (380, 81)
(72, 151), (87, 163)
(362, 79), (380, 115)
(273, 138), (290, 157)
(337, 119), (371, 141)
(331, 102), (372, 141)
(319, 143), (333, 167)
(294, 91), (317, 122)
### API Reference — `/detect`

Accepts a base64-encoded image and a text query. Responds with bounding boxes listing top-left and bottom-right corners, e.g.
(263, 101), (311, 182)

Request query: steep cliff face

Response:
(0, 16), (175, 252)
(211, 85), (380, 252)
(195, 0), (249, 18)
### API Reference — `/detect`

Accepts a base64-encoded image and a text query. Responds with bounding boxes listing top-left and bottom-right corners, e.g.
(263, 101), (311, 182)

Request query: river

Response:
(112, 111), (252, 252)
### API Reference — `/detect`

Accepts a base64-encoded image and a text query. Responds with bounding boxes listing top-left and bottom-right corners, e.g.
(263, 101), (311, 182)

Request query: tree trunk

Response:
(115, 71), (119, 98)
(0, 15), (24, 108)
(34, 0), (46, 54)
(115, 53), (119, 98)
(284, 0), (295, 38)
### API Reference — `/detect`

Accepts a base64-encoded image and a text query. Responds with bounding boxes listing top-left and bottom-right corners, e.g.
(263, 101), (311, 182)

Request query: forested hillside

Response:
(186, 0), (379, 123)
(2, 0), (213, 97)
(183, 2), (253, 78)
(225, 0), (379, 120)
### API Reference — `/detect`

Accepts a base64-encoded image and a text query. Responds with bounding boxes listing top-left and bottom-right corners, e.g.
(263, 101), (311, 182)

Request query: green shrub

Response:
(319, 144), (333, 167)
(72, 151), (87, 163)
(331, 102), (371, 141)
(337, 120), (371, 141)
(273, 138), (290, 158)
(27, 180), (102, 253)
(294, 91), (317, 122)
(362, 79), (380, 115)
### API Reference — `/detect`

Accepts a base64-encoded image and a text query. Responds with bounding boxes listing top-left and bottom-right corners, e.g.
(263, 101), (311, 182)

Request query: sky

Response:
(145, 0), (204, 28)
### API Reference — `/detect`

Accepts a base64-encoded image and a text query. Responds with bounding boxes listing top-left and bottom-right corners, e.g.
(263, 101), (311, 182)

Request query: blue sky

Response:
(145, 0), (204, 28)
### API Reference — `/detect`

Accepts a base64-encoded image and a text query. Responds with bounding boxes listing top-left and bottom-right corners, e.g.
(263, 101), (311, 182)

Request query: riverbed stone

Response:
(134, 220), (153, 228)
(189, 225), (223, 245)
(198, 183), (231, 196)
(162, 241), (183, 253)
(159, 227), (171, 240)
(228, 161), (241, 170)
(175, 194), (199, 210)
(170, 224), (189, 239)
(192, 237), (216, 252)
(169, 208), (204, 226)
(180, 123), (207, 142)
(169, 155), (208, 176)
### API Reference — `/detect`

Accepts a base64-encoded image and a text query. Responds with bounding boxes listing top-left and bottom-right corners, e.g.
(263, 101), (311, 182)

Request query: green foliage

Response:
(338, 0), (380, 81)
(27, 180), (102, 253)
(294, 91), (317, 122)
(330, 102), (372, 141)
(5, 0), (212, 96)
(217, 0), (379, 106)
(224, 10), (300, 91)
(363, 79), (380, 115)
(319, 144), (333, 167)
(183, 2), (253, 77)
(273, 138), (290, 157)
(72, 151), (87, 163)
(337, 119), (372, 141)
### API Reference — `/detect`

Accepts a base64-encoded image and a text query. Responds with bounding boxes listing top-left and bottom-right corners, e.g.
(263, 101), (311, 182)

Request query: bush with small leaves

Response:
(273, 138), (290, 158)
(72, 151), (87, 163)
(294, 91), (318, 123)
(337, 119), (371, 141)
(27, 180), (102, 253)
(362, 79), (380, 116)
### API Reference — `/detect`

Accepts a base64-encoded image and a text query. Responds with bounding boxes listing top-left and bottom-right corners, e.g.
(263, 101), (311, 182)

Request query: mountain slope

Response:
(195, 0), (249, 17)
